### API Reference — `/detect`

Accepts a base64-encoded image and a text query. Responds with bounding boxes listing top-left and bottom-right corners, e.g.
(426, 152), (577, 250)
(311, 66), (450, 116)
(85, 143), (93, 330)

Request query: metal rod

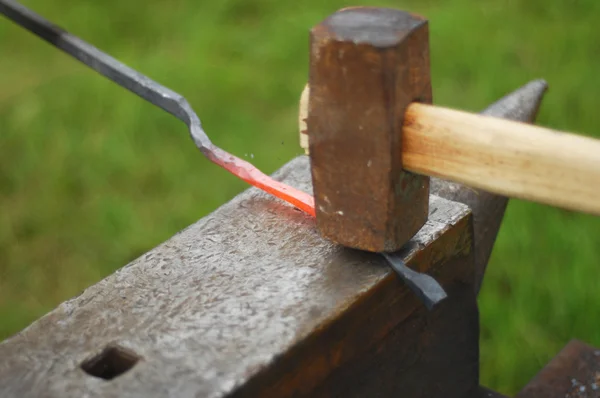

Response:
(0, 0), (447, 309)
(383, 253), (447, 310)
(0, 0), (316, 216)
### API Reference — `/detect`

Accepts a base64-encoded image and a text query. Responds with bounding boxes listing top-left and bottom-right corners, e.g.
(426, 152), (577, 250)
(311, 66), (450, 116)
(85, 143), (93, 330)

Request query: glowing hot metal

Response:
(0, 0), (316, 217)
(0, 0), (445, 309)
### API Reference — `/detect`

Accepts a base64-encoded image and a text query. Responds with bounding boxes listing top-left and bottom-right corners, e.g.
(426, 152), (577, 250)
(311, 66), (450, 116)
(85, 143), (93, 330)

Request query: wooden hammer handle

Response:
(403, 103), (600, 215)
(299, 84), (600, 215)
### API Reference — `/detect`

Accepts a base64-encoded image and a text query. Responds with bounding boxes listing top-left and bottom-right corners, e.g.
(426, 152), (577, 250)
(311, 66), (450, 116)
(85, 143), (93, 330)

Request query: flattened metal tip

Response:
(482, 78), (549, 123)
(382, 253), (447, 311)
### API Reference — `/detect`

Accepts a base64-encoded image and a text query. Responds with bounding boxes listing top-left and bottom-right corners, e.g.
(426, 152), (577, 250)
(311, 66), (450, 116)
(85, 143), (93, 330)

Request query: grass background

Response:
(1, 0), (599, 394)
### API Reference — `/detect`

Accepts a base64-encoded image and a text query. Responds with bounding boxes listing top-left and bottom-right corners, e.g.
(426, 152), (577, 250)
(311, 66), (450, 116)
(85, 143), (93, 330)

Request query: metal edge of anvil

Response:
(0, 155), (472, 398)
(430, 78), (548, 294)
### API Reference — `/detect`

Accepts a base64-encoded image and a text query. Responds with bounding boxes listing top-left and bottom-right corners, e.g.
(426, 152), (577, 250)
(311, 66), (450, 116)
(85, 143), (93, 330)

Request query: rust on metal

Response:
(516, 339), (600, 398)
(300, 79), (549, 294)
(307, 7), (432, 253)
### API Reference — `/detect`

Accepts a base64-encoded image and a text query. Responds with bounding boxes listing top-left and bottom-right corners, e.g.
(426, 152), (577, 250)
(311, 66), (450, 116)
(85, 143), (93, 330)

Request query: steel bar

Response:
(0, 0), (315, 216)
(383, 252), (447, 309)
(0, 0), (448, 309)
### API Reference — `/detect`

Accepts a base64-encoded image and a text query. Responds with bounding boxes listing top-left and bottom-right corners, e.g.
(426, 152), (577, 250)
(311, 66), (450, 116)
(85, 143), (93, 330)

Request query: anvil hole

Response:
(81, 345), (140, 380)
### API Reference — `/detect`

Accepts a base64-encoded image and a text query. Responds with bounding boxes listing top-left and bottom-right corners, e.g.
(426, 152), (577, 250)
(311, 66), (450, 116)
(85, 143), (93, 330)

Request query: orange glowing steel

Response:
(0, 0), (316, 218)
(207, 147), (316, 217)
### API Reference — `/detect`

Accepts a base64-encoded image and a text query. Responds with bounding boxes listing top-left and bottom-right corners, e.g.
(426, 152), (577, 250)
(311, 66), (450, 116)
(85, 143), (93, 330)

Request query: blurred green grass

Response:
(0, 0), (599, 394)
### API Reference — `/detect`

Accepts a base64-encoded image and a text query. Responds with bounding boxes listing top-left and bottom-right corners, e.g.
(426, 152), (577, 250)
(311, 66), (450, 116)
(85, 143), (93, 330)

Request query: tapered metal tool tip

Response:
(383, 253), (447, 310)
(482, 79), (548, 123)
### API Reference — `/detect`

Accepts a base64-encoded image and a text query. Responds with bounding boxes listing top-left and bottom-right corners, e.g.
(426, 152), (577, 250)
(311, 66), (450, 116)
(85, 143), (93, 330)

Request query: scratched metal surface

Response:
(0, 156), (469, 398)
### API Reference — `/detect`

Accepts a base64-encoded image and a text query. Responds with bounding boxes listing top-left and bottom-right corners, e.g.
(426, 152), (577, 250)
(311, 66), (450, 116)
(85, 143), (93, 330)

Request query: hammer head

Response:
(307, 7), (432, 252)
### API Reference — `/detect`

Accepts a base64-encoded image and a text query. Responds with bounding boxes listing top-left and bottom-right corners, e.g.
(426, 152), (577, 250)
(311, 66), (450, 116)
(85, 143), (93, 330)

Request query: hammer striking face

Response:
(308, 7), (432, 252)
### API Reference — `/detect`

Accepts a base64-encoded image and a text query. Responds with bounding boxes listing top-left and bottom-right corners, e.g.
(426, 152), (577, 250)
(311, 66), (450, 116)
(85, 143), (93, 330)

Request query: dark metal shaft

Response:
(383, 253), (447, 310)
(0, 0), (209, 148)
(0, 0), (448, 310)
(0, 0), (316, 215)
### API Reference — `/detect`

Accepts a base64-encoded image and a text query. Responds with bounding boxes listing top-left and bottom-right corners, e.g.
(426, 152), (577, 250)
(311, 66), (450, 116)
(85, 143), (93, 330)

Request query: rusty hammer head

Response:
(307, 7), (432, 252)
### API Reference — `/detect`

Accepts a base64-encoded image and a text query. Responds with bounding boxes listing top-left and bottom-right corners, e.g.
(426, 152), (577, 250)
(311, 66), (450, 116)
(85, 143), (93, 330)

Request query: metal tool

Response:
(383, 252), (446, 309)
(0, 0), (315, 216)
(0, 0), (448, 309)
(306, 7), (600, 253)
(308, 8), (431, 253)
